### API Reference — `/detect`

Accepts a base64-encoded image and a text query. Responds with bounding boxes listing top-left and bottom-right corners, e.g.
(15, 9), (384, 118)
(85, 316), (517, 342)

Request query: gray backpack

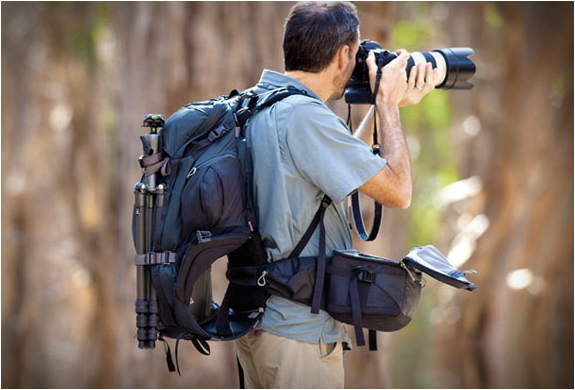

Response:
(132, 87), (307, 372)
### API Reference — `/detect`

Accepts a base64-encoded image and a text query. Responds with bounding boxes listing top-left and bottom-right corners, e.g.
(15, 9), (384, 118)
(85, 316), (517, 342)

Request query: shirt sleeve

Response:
(284, 101), (387, 203)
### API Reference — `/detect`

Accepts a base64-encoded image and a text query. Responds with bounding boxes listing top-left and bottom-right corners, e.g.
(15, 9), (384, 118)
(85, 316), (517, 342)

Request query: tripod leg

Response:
(142, 192), (155, 348)
(147, 184), (165, 347)
(134, 183), (150, 349)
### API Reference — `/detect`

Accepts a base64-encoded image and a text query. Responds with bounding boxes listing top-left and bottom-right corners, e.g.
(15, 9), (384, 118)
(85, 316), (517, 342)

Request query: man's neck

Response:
(284, 70), (333, 102)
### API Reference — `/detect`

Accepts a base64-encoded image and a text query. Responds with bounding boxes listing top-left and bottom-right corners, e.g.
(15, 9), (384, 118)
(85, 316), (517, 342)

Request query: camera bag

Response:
(132, 86), (309, 373)
(326, 246), (475, 348)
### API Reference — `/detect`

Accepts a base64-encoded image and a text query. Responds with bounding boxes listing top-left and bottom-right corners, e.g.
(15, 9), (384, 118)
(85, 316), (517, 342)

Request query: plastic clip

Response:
(356, 269), (374, 283)
(196, 230), (212, 243)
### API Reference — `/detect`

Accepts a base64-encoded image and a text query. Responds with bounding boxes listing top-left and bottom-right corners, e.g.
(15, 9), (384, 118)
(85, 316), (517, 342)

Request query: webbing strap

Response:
(139, 153), (169, 177)
(174, 334), (211, 376)
(159, 337), (176, 372)
(346, 75), (383, 243)
(237, 356), (246, 389)
(371, 53), (385, 104)
(350, 277), (365, 346)
(134, 251), (176, 265)
(288, 196), (332, 314)
(311, 203), (328, 314)
(215, 290), (233, 338)
(368, 329), (378, 351)
(351, 191), (382, 241)
(289, 196), (332, 258)
(354, 63), (385, 242)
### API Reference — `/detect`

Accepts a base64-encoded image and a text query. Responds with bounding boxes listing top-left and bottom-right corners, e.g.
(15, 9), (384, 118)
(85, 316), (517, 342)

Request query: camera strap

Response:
(346, 102), (383, 241)
(350, 110), (383, 241)
(371, 54), (385, 104)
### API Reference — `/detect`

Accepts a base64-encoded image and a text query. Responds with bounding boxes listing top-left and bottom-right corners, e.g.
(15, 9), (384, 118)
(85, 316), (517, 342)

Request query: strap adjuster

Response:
(134, 251), (176, 265)
(321, 196), (332, 208)
(356, 269), (374, 283)
(207, 125), (228, 142)
(196, 230), (212, 243)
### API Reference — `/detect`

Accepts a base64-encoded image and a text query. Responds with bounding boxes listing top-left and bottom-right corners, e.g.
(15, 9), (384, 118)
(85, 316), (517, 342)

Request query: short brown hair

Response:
(283, 2), (359, 73)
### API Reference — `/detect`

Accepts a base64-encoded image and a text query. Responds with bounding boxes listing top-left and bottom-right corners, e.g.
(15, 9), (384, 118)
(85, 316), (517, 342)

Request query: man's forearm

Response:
(353, 106), (376, 145)
(376, 103), (411, 179)
(354, 103), (411, 175)
(355, 103), (412, 208)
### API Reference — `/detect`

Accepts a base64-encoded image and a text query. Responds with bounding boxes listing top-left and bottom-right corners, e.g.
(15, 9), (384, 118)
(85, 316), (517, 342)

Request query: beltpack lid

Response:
(402, 245), (476, 291)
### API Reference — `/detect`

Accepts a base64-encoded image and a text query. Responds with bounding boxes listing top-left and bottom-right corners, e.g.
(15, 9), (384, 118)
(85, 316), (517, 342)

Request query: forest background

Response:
(2, 2), (573, 388)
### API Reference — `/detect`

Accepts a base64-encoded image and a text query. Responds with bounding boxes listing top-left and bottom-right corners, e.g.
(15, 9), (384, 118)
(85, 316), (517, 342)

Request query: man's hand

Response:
(400, 62), (442, 106)
(358, 49), (413, 209)
(366, 50), (410, 107)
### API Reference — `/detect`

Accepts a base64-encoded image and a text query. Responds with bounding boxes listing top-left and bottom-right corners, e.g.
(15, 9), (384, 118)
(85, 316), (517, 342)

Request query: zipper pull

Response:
(257, 270), (268, 287)
(186, 167), (197, 179)
(400, 261), (417, 283)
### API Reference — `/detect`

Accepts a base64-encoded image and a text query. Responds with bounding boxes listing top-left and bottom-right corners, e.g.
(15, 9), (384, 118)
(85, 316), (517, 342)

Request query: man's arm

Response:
(356, 51), (439, 209)
(359, 100), (412, 209)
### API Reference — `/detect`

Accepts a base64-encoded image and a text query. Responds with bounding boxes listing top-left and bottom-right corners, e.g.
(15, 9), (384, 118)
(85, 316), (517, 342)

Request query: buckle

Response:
(235, 107), (253, 128)
(208, 125), (227, 142)
(196, 230), (212, 243)
(357, 269), (374, 283)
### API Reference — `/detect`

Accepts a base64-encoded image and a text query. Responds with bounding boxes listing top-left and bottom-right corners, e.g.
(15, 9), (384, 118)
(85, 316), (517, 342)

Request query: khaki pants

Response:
(235, 329), (344, 389)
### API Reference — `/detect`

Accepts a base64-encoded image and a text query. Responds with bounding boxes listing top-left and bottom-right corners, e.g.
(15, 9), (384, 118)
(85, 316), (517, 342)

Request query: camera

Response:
(344, 40), (476, 104)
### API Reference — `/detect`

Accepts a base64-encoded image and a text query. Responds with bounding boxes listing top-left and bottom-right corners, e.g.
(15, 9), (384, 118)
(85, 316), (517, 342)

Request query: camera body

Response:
(344, 40), (476, 105)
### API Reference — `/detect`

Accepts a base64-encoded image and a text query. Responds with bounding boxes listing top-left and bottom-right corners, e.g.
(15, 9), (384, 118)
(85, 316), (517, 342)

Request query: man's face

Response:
(331, 38), (360, 100)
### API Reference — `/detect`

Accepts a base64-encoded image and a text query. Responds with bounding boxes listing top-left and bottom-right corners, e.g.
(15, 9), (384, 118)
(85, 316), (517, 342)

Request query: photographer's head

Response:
(283, 1), (360, 101)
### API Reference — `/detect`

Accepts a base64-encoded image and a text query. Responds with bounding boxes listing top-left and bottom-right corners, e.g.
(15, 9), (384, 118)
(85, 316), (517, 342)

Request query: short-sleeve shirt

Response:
(245, 70), (387, 344)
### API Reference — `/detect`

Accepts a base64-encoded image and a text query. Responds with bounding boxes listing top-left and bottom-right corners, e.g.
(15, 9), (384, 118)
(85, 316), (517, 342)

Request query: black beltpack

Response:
(231, 195), (477, 350)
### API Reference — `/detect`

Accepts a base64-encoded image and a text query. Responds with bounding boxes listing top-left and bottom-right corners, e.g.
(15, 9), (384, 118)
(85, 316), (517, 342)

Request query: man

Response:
(236, 2), (439, 388)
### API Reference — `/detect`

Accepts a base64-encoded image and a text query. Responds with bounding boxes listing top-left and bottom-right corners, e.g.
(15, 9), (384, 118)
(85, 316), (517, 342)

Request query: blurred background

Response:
(2, 1), (573, 388)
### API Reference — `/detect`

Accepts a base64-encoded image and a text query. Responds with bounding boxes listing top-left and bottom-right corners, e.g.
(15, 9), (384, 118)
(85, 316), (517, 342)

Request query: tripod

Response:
(134, 114), (165, 349)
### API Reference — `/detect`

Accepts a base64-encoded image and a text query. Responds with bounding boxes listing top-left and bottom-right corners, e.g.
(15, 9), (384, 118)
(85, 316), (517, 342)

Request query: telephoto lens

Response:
(344, 40), (476, 104)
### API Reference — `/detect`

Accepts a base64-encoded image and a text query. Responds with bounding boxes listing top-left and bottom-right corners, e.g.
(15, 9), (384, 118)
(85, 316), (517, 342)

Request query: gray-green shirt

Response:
(245, 70), (387, 344)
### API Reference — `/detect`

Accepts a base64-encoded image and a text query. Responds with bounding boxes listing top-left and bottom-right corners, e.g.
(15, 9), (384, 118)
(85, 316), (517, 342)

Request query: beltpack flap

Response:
(402, 245), (476, 291)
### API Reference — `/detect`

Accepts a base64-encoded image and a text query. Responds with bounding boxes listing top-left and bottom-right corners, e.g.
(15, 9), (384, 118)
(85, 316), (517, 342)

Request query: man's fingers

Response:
(424, 63), (435, 90)
(366, 50), (375, 68)
(416, 63), (426, 89)
(395, 49), (409, 57)
(407, 66), (417, 89)
(395, 51), (410, 67)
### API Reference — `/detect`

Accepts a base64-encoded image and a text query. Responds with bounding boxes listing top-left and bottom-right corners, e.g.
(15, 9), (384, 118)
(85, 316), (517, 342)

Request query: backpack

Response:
(132, 85), (477, 374)
(132, 87), (307, 371)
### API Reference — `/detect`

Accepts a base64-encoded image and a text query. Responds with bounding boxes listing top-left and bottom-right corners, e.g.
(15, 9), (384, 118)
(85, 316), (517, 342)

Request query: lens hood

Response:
(433, 47), (476, 90)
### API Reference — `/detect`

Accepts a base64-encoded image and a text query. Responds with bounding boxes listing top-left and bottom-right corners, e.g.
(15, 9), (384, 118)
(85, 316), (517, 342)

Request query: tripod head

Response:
(142, 114), (165, 132)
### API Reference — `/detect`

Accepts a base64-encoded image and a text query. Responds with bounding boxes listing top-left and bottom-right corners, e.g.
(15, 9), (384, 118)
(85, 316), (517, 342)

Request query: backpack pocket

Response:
(180, 153), (245, 236)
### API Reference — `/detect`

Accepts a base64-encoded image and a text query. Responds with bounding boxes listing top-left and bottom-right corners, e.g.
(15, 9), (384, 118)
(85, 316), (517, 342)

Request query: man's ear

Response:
(336, 44), (351, 70)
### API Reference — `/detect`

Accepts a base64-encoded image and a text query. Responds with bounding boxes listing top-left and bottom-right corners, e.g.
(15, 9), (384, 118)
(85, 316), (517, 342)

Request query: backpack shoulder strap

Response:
(235, 86), (309, 130)
(255, 86), (310, 111)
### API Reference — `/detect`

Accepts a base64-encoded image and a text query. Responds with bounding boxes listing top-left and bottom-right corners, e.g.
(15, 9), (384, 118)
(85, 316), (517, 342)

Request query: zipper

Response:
(185, 152), (235, 181)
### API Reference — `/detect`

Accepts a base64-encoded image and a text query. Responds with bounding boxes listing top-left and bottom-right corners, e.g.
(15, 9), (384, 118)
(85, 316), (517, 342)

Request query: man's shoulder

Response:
(274, 93), (324, 112)
(250, 89), (328, 124)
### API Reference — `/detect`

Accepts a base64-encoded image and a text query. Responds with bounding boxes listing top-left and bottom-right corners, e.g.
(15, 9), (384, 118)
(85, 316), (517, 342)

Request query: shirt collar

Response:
(257, 69), (323, 102)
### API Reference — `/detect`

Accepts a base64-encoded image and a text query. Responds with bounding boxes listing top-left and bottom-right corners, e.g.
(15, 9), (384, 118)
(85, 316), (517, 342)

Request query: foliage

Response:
(392, 13), (458, 250)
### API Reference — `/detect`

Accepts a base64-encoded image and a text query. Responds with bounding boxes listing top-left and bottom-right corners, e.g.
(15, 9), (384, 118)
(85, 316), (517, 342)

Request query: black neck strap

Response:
(345, 67), (384, 243)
